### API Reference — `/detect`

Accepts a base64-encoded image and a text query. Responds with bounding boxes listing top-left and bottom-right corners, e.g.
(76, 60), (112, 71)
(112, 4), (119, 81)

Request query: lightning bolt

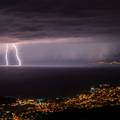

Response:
(12, 44), (22, 66)
(5, 43), (22, 66)
(5, 44), (9, 66)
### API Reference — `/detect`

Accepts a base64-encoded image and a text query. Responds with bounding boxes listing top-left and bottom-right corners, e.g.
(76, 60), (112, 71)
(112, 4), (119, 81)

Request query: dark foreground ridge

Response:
(49, 106), (120, 120)
(0, 84), (120, 119)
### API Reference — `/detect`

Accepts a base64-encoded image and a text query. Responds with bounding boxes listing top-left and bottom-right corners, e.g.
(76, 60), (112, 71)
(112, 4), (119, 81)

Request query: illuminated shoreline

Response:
(1, 84), (120, 119)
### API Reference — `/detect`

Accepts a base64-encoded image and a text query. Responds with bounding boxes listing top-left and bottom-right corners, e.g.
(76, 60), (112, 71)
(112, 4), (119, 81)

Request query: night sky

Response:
(0, 0), (119, 66)
(0, 0), (120, 97)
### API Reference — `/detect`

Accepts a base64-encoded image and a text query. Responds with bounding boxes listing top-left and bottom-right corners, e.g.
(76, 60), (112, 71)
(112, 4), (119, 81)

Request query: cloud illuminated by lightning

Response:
(5, 44), (22, 66)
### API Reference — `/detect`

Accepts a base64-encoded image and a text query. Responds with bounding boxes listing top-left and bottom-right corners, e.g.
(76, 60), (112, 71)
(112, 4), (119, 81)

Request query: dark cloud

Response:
(0, 9), (120, 43)
(0, 0), (120, 11)
(0, 0), (120, 43)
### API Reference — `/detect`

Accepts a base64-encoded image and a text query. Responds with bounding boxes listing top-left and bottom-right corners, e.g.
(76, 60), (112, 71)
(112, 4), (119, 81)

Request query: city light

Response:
(0, 85), (120, 119)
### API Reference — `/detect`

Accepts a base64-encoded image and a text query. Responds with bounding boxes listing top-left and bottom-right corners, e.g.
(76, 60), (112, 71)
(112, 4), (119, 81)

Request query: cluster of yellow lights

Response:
(1, 85), (120, 119)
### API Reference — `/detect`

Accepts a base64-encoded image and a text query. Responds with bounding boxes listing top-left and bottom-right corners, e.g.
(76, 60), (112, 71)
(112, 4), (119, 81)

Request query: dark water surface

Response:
(0, 66), (120, 98)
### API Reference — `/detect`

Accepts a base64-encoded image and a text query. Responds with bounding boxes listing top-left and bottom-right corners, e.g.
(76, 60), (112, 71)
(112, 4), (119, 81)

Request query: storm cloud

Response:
(0, 9), (120, 44)
(0, 1), (120, 66)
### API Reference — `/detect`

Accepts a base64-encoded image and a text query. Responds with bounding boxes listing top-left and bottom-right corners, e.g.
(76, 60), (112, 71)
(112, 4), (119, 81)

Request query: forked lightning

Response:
(5, 44), (22, 66)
